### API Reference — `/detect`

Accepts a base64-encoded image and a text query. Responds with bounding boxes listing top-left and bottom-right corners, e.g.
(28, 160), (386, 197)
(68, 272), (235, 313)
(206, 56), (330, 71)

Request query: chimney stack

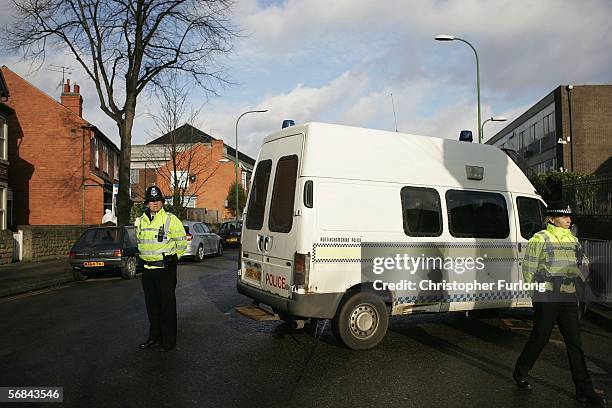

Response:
(60, 78), (83, 117)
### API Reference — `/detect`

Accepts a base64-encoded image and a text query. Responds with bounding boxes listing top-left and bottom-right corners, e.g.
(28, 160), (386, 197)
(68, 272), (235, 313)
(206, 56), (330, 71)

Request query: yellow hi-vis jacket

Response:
(522, 223), (588, 293)
(134, 208), (187, 269)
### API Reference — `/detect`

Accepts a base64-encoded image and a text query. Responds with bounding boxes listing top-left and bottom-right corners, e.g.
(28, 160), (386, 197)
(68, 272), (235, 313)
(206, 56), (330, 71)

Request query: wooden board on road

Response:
(236, 304), (280, 321)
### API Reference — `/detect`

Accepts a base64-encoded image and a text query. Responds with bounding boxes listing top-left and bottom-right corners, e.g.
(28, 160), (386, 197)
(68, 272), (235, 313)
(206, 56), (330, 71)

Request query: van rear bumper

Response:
(237, 280), (342, 319)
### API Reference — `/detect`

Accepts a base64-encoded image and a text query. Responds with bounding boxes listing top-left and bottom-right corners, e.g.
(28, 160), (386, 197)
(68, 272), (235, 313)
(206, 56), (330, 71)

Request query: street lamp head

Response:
(435, 34), (455, 41)
(491, 116), (507, 122)
(255, 109), (268, 113)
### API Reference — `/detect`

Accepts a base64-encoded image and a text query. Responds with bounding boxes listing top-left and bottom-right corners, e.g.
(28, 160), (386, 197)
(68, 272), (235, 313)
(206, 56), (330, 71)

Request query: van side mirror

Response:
(459, 130), (473, 142)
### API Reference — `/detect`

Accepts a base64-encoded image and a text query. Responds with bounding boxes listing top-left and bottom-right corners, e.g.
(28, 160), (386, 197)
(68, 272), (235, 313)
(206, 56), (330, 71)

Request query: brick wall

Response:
(19, 225), (93, 261)
(560, 85), (612, 175)
(0, 230), (14, 265)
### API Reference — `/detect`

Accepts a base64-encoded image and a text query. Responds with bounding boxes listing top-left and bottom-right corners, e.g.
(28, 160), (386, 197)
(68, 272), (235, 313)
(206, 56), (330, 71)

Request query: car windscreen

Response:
(78, 228), (121, 246)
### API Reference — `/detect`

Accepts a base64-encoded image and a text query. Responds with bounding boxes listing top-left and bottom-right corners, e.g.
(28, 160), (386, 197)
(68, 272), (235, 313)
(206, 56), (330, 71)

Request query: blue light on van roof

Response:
(282, 119), (295, 129)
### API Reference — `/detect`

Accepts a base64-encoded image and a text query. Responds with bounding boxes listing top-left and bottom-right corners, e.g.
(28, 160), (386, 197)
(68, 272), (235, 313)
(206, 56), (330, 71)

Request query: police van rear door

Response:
(259, 133), (303, 298)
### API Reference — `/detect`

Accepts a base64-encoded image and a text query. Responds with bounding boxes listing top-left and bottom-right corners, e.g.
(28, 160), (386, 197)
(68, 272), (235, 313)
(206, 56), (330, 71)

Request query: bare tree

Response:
(144, 76), (224, 219)
(3, 0), (235, 224)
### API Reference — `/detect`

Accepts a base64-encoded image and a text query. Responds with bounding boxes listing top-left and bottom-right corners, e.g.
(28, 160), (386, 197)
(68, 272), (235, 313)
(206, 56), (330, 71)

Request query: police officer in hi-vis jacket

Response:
(513, 201), (607, 406)
(135, 186), (187, 352)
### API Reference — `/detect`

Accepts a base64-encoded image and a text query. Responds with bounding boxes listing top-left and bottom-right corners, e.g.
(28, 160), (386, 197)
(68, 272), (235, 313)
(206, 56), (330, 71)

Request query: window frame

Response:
(268, 155), (299, 233)
(446, 189), (510, 239)
(400, 186), (443, 237)
(516, 196), (546, 240)
(245, 160), (272, 231)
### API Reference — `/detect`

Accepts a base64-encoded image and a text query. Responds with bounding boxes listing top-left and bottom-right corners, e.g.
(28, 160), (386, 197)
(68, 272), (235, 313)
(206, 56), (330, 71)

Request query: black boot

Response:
(139, 339), (158, 350)
(512, 369), (533, 391)
(576, 389), (608, 406)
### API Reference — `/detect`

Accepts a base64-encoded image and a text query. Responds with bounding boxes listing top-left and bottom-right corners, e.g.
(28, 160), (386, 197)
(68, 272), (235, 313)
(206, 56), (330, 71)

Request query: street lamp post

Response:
(235, 110), (267, 220)
(435, 34), (482, 143)
(480, 116), (507, 142)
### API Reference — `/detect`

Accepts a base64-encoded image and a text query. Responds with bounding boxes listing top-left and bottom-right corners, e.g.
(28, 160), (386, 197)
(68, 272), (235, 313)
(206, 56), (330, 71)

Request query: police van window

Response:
(269, 155), (299, 233)
(446, 190), (509, 238)
(517, 197), (545, 239)
(400, 186), (442, 237)
(246, 160), (272, 230)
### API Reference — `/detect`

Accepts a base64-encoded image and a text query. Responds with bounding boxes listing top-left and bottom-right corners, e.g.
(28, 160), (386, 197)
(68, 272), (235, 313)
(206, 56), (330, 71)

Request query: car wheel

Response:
(72, 268), (88, 281)
(331, 291), (389, 350)
(194, 244), (204, 262)
(216, 242), (223, 256)
(121, 256), (137, 279)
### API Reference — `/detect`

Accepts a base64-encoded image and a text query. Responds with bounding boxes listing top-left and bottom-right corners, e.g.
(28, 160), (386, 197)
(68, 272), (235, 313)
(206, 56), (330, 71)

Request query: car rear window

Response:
(79, 228), (121, 245)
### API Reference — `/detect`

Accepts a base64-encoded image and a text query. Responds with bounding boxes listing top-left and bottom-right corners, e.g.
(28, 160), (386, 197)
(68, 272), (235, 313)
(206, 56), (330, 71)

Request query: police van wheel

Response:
(331, 291), (389, 350)
(72, 269), (88, 281)
(121, 256), (137, 279)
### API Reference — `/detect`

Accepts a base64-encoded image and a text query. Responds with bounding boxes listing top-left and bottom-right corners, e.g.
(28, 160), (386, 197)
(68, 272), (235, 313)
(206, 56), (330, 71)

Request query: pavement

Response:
(0, 258), (73, 298)
(0, 256), (610, 329)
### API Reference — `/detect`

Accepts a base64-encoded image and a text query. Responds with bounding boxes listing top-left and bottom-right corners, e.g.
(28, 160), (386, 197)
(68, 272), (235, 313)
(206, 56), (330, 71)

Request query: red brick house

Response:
(131, 124), (255, 221)
(1, 66), (120, 227)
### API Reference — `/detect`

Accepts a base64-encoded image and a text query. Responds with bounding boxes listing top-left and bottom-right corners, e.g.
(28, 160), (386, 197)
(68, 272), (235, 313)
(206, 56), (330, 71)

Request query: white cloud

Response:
(1, 0), (610, 160)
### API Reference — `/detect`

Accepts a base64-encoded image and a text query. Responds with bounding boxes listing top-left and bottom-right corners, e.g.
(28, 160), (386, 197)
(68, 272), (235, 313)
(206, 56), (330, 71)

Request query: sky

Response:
(1, 0), (611, 159)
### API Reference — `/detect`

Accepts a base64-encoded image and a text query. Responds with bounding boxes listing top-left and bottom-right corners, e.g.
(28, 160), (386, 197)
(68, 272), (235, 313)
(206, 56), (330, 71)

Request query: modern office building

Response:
(486, 85), (612, 175)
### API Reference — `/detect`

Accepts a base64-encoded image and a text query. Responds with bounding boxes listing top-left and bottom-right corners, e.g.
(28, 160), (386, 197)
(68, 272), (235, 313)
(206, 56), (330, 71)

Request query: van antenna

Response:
(390, 93), (398, 132)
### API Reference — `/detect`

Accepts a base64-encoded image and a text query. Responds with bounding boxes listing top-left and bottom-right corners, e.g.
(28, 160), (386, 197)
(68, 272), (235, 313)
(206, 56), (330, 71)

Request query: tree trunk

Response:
(116, 103), (136, 225)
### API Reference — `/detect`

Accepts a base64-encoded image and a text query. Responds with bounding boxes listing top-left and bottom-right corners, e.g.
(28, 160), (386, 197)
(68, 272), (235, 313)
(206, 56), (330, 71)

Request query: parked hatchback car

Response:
(218, 220), (242, 247)
(183, 221), (223, 262)
(69, 226), (139, 281)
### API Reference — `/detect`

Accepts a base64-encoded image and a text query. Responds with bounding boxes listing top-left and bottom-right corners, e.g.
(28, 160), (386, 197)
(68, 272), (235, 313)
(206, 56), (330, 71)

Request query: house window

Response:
(0, 186), (6, 230)
(92, 137), (99, 168)
(0, 117), (6, 161)
(172, 170), (189, 188)
(103, 144), (109, 173)
(130, 169), (140, 184)
(114, 152), (119, 180)
(164, 195), (196, 208)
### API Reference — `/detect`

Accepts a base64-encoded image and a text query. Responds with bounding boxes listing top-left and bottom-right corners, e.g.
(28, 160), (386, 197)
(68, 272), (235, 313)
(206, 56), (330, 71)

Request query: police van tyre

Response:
(331, 291), (389, 350)
(216, 242), (223, 256)
(194, 244), (204, 262)
(121, 256), (138, 279)
(72, 268), (88, 281)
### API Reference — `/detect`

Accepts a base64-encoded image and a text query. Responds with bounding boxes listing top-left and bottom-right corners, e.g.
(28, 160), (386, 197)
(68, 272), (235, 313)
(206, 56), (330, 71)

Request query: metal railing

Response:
(582, 239), (612, 302)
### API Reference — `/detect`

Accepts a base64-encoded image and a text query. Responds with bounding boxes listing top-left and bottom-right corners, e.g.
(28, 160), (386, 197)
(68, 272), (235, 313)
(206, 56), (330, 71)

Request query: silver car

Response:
(182, 220), (223, 262)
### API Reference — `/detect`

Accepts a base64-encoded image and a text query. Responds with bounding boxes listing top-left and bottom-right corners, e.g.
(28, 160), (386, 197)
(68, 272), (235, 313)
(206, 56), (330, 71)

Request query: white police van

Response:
(237, 122), (545, 350)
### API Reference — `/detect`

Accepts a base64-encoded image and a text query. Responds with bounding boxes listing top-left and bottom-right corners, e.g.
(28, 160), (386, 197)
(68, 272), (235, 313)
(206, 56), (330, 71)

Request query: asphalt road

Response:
(1, 249), (610, 408)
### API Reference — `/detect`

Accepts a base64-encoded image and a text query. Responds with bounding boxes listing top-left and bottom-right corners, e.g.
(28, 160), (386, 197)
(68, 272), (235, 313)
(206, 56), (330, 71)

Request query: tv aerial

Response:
(48, 65), (73, 89)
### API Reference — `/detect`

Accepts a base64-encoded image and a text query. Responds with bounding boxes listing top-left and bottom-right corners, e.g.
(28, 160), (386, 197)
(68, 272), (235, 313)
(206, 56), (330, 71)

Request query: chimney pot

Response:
(63, 79), (70, 94)
(74, 83), (80, 94)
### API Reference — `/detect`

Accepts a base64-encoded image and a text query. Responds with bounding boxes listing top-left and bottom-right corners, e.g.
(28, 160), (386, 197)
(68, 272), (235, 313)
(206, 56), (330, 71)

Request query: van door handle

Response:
(264, 236), (271, 252)
(257, 235), (264, 252)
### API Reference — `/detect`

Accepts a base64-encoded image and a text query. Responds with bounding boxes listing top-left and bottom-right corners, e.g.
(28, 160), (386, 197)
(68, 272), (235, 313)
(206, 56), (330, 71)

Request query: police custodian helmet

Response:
(144, 185), (164, 203)
(546, 200), (573, 217)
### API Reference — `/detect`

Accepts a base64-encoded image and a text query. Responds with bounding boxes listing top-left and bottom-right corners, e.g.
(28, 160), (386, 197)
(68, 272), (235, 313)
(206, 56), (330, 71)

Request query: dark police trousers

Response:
(141, 260), (178, 348)
(515, 302), (593, 393)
